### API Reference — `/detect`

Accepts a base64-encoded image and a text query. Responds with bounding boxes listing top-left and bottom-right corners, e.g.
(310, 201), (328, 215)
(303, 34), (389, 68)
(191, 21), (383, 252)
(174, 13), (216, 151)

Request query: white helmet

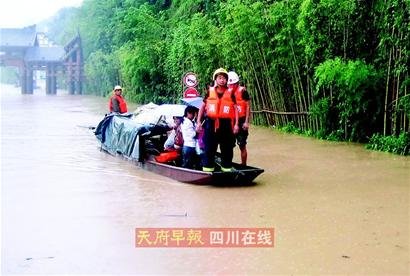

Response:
(227, 71), (239, 84)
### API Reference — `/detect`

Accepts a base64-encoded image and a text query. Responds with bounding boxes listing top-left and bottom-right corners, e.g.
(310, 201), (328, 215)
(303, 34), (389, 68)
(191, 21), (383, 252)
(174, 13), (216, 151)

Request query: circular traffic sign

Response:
(183, 87), (199, 98)
(183, 72), (198, 87)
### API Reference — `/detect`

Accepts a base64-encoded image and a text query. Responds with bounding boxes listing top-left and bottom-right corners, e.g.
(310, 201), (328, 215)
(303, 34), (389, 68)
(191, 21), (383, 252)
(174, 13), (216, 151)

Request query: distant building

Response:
(0, 25), (83, 94)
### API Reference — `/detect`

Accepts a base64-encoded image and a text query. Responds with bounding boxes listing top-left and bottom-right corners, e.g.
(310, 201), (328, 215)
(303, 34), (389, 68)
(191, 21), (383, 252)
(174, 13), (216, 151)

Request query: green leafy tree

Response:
(84, 50), (121, 96)
(315, 58), (380, 141)
(117, 4), (167, 102)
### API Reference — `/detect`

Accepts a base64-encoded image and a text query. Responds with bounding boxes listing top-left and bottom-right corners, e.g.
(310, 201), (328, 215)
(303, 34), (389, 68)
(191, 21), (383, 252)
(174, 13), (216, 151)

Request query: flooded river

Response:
(1, 83), (409, 275)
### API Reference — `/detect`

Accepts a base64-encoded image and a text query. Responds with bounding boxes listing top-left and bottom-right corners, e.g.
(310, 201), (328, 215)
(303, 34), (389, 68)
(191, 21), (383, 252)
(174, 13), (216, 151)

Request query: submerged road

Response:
(1, 84), (409, 274)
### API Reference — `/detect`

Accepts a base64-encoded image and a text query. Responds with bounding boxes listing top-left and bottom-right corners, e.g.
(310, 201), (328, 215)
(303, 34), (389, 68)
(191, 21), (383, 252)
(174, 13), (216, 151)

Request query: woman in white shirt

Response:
(181, 106), (199, 169)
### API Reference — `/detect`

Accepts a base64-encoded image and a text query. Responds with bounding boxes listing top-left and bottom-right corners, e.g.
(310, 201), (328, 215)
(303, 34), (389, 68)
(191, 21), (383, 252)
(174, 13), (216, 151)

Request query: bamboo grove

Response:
(48, 0), (409, 149)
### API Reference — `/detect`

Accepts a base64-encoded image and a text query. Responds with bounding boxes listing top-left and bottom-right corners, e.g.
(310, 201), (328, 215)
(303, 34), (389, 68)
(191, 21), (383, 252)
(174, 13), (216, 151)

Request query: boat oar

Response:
(77, 125), (96, 130)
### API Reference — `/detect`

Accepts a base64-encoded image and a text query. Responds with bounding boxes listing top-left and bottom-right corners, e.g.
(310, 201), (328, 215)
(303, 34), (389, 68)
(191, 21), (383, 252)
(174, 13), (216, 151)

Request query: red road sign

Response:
(183, 87), (199, 98)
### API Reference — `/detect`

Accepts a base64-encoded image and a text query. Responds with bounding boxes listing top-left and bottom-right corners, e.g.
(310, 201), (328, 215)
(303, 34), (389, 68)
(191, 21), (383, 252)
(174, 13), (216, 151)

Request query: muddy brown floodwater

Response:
(1, 83), (409, 275)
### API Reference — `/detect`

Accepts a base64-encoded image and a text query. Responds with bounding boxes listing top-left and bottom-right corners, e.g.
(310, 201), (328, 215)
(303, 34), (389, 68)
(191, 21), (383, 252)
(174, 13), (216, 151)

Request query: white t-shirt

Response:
(181, 118), (197, 148)
(164, 130), (176, 149)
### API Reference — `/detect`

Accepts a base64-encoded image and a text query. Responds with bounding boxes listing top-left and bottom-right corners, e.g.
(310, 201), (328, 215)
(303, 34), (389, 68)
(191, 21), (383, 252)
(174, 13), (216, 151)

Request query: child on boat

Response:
(181, 106), (199, 169)
(164, 116), (184, 151)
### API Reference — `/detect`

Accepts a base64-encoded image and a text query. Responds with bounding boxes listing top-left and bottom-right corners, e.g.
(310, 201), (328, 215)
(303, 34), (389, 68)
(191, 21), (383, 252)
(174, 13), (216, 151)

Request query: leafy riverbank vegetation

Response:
(278, 122), (410, 155)
(45, 0), (409, 155)
(366, 132), (410, 155)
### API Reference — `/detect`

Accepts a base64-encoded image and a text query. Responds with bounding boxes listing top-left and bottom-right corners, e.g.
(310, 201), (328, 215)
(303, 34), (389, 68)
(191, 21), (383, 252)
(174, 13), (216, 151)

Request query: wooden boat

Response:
(95, 111), (264, 186)
(140, 155), (264, 186)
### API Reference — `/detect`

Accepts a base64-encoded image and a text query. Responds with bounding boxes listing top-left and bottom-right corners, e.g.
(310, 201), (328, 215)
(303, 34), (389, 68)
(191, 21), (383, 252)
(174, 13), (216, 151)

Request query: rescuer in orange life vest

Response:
(196, 68), (240, 172)
(228, 71), (251, 166)
(109, 85), (128, 114)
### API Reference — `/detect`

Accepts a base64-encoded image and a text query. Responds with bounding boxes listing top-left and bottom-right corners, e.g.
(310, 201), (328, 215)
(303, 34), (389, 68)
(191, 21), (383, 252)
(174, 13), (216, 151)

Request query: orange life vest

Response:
(155, 150), (180, 163)
(230, 86), (248, 118)
(205, 86), (235, 120)
(109, 94), (128, 113)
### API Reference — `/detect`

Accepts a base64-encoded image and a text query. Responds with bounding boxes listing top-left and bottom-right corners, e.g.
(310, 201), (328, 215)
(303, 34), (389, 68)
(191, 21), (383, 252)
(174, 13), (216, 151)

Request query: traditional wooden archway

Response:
(64, 34), (83, 95)
(0, 25), (83, 95)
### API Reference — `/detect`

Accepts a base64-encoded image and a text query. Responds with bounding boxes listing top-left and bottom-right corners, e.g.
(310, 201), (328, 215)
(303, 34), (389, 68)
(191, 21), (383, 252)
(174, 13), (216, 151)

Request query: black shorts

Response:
(236, 117), (249, 148)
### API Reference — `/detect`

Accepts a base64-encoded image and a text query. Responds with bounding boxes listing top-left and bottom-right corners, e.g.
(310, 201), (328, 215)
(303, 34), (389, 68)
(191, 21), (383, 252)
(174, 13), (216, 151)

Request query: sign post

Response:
(182, 72), (199, 98)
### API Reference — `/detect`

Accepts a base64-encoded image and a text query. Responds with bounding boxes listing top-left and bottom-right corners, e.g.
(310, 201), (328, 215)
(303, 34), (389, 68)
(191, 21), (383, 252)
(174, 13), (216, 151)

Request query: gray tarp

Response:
(95, 114), (167, 161)
(95, 104), (189, 161)
(103, 115), (143, 159)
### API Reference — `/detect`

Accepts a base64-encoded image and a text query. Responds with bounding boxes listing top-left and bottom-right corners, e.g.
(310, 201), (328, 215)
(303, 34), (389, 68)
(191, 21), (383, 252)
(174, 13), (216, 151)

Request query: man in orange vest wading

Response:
(109, 85), (128, 114)
(228, 71), (251, 166)
(196, 68), (239, 172)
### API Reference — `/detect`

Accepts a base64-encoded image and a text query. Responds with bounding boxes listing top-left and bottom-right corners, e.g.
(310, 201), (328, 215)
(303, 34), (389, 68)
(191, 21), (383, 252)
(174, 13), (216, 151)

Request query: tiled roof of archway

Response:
(0, 25), (37, 47)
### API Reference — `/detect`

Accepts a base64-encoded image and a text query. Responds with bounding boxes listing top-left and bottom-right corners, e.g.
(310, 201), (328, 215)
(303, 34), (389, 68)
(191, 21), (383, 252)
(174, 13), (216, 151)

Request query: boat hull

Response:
(140, 157), (264, 186)
(95, 113), (264, 186)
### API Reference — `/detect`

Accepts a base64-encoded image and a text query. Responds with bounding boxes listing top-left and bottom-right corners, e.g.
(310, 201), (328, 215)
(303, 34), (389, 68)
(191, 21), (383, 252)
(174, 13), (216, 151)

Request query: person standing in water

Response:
(228, 71), (251, 166)
(109, 85), (128, 114)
